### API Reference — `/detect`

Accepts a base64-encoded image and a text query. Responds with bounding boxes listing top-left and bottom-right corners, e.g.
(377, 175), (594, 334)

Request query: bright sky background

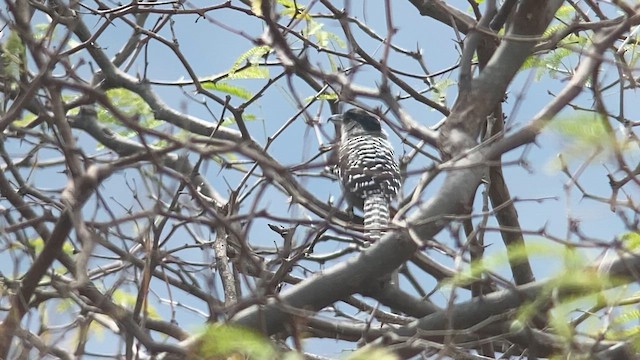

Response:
(2, 0), (639, 358)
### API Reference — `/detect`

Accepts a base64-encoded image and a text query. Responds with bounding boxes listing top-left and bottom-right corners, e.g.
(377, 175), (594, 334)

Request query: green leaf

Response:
(545, 111), (626, 163)
(33, 23), (54, 41)
(62, 241), (75, 257)
(613, 309), (640, 326)
(625, 41), (640, 68)
(100, 88), (154, 125)
(555, 4), (575, 19)
(304, 92), (338, 103)
(94, 89), (159, 145)
(12, 113), (37, 128)
(56, 298), (75, 312)
(223, 113), (257, 124)
(230, 45), (271, 74)
(543, 23), (567, 39)
(321, 30), (346, 48)
(278, 0), (310, 20)
(112, 289), (137, 308)
(4, 30), (24, 53)
(195, 324), (276, 360)
(1, 30), (25, 80)
(29, 237), (45, 254)
(282, 7), (311, 20)
(202, 81), (253, 100)
(26, 236), (74, 271)
(251, 0), (262, 16)
(606, 308), (640, 352)
(303, 20), (324, 38)
(520, 24), (588, 80)
(227, 65), (269, 79)
(548, 299), (574, 340)
(276, 0), (296, 6)
(112, 289), (161, 319)
(429, 78), (454, 107)
(621, 232), (640, 250)
(301, 18), (345, 49)
(550, 112), (608, 140)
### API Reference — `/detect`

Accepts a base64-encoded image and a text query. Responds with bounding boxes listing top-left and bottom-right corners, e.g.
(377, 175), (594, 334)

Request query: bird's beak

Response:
(328, 114), (343, 123)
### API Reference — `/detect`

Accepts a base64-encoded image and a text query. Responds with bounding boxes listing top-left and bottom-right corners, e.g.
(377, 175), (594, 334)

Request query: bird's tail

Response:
(363, 194), (390, 242)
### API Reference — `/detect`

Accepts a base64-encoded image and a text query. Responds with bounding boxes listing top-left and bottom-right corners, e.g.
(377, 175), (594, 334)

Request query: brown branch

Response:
(389, 250), (640, 358)
(0, 164), (112, 357)
(488, 13), (639, 158)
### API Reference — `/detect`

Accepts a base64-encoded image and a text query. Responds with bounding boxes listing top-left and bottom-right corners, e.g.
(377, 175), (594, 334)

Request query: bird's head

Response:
(330, 108), (383, 136)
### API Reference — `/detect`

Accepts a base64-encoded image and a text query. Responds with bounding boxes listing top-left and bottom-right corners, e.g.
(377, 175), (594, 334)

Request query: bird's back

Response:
(338, 133), (400, 210)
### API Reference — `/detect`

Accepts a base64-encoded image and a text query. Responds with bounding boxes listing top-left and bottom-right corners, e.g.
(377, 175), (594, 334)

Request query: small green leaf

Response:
(282, 7), (311, 20)
(13, 113), (36, 128)
(621, 232), (640, 250)
(101, 88), (154, 125)
(1, 30), (25, 80)
(543, 24), (567, 39)
(302, 18), (345, 49)
(56, 298), (75, 312)
(112, 289), (137, 308)
(202, 81), (253, 100)
(277, 0), (300, 9)
(230, 45), (271, 73)
(29, 237), (45, 254)
(195, 324), (276, 360)
(555, 4), (575, 19)
(223, 113), (257, 124)
(251, 0), (262, 16)
(548, 300), (574, 340)
(613, 309), (640, 326)
(33, 23), (53, 41)
(429, 78), (454, 106)
(303, 20), (324, 38)
(93, 89), (158, 146)
(606, 308), (640, 352)
(546, 111), (625, 163)
(321, 30), (346, 49)
(278, 0), (310, 20)
(4, 30), (25, 55)
(551, 112), (607, 141)
(62, 241), (75, 256)
(521, 55), (545, 71)
(227, 66), (269, 79)
(112, 289), (161, 319)
(25, 236), (74, 256)
(304, 92), (337, 103)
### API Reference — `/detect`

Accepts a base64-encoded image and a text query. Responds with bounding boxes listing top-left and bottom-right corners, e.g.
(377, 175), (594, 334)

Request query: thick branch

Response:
(0, 165), (112, 357)
(230, 153), (484, 334)
(390, 250), (640, 358)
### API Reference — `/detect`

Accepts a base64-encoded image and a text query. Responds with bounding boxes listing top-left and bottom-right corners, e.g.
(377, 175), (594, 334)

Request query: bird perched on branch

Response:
(330, 108), (401, 242)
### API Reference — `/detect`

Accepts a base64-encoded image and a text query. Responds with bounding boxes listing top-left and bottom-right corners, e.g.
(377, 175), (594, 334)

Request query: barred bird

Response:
(330, 108), (401, 242)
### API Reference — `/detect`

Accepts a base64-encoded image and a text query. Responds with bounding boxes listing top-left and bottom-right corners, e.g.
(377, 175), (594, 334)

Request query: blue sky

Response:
(2, 0), (639, 358)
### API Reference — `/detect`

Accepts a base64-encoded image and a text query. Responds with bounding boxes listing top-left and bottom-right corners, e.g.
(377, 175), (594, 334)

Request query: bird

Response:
(330, 108), (401, 242)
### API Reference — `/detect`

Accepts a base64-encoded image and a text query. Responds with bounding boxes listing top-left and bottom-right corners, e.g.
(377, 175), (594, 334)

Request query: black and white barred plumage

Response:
(331, 108), (401, 241)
